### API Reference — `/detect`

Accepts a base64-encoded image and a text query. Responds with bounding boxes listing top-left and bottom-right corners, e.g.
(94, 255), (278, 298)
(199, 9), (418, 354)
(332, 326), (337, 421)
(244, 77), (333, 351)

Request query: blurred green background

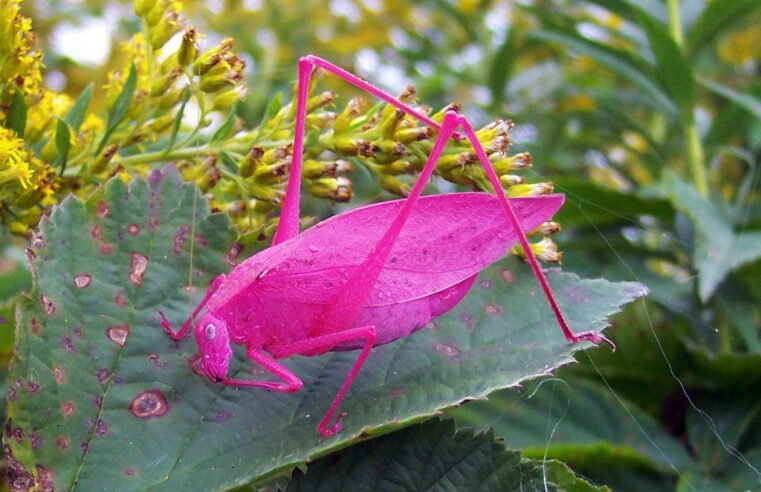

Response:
(3, 0), (761, 490)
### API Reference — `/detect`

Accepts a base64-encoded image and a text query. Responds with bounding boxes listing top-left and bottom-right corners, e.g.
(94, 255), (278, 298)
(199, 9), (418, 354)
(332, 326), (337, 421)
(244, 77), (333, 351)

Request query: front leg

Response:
(268, 326), (377, 437)
(221, 346), (303, 393)
(158, 274), (226, 340)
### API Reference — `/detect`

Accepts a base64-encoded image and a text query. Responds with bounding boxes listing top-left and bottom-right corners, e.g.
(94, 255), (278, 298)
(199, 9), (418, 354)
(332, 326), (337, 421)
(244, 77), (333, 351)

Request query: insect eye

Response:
(205, 324), (216, 340)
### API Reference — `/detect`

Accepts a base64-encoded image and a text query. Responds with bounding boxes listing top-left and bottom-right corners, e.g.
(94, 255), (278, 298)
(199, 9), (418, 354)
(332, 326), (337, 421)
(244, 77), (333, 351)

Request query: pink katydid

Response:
(159, 55), (614, 438)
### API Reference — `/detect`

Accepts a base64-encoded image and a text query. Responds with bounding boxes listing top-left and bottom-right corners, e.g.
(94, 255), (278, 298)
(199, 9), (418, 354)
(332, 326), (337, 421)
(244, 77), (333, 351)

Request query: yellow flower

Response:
(0, 128), (32, 188)
(0, 0), (44, 97)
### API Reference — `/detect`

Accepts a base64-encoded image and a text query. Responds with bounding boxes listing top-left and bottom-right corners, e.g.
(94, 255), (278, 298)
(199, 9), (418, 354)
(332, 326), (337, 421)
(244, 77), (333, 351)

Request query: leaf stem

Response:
(667, 0), (708, 196)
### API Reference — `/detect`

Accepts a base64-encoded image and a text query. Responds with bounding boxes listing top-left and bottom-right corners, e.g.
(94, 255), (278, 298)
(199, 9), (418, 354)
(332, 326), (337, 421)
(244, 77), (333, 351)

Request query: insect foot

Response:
(568, 331), (616, 351)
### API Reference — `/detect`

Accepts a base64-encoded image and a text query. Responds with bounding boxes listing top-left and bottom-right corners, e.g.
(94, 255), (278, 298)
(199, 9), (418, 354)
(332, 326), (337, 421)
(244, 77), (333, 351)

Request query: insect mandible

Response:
(158, 55), (614, 437)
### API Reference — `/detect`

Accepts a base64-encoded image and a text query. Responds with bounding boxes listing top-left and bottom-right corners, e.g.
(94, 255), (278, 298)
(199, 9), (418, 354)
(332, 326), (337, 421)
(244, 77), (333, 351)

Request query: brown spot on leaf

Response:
(106, 325), (130, 346)
(226, 243), (243, 266)
(460, 312), (475, 329)
(31, 232), (44, 250)
(81, 442), (88, 454)
(127, 223), (140, 235)
(96, 200), (109, 217)
(96, 369), (112, 384)
(31, 318), (40, 335)
(173, 224), (191, 255)
(148, 214), (160, 232)
(129, 252), (148, 285)
(40, 295), (55, 315)
(36, 465), (55, 491)
(27, 381), (40, 394)
(91, 224), (103, 241)
(62, 337), (75, 352)
(130, 389), (169, 419)
(74, 274), (92, 288)
(56, 437), (69, 449)
(389, 388), (403, 397)
(25, 247), (36, 261)
(95, 419), (108, 436)
(30, 432), (42, 449)
(61, 401), (76, 417)
(187, 354), (205, 376)
(123, 467), (136, 477)
(148, 352), (166, 368)
(114, 294), (127, 308)
(100, 243), (112, 255)
(480, 279), (493, 289)
(434, 342), (461, 362)
(12, 427), (23, 443)
(195, 234), (208, 247)
(500, 269), (514, 283)
(54, 366), (66, 384)
(484, 303), (502, 315)
(6, 445), (35, 491)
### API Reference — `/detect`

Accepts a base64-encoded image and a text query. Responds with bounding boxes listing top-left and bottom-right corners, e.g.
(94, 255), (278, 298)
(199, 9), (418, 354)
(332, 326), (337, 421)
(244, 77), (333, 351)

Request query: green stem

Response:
(667, 0), (708, 196)
(666, 0), (684, 47)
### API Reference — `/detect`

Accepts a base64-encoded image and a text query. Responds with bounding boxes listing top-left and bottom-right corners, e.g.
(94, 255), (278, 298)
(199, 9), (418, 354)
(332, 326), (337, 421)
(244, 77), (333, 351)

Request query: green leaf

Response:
(6, 169), (645, 490)
(636, 12), (695, 111)
(685, 393), (761, 487)
(530, 29), (679, 118)
(554, 179), (674, 229)
(699, 77), (761, 121)
(64, 83), (94, 132)
(257, 92), (282, 131)
(451, 378), (698, 481)
(286, 418), (608, 491)
(96, 64), (137, 155)
(487, 26), (516, 110)
(662, 173), (761, 301)
(210, 103), (238, 144)
(685, 0), (761, 56)
(7, 90), (28, 137)
(167, 86), (191, 151)
(52, 118), (72, 174)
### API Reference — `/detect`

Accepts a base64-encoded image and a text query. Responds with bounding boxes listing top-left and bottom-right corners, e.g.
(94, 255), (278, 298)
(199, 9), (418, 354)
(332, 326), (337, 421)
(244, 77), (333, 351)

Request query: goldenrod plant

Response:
(0, 0), (560, 261)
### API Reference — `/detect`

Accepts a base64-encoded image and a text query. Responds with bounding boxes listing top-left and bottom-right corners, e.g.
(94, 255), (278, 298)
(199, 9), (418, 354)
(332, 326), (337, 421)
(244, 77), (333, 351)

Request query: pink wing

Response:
(223, 193), (563, 307)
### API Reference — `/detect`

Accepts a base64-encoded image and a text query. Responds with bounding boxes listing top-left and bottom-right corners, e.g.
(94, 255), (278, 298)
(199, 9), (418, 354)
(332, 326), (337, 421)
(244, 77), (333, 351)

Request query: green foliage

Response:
(287, 418), (607, 492)
(5, 170), (643, 490)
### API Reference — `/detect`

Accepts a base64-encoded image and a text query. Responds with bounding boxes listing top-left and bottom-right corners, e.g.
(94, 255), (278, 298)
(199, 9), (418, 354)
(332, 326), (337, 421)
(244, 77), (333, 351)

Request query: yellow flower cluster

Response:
(0, 0), (561, 262)
(0, 0), (43, 99)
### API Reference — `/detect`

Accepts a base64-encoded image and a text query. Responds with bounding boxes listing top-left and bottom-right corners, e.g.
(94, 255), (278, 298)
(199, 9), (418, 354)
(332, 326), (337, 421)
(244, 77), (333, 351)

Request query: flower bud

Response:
(506, 182), (554, 197)
(150, 68), (182, 96)
(511, 237), (561, 263)
(307, 91), (337, 113)
(378, 174), (410, 196)
(306, 111), (336, 129)
(531, 222), (561, 237)
(334, 97), (363, 135)
(381, 159), (412, 176)
(396, 126), (432, 143)
(89, 144), (119, 174)
(431, 102), (461, 123)
(177, 28), (198, 66)
(239, 146), (263, 178)
(491, 152), (532, 174)
(333, 137), (377, 157)
(134, 0), (155, 17)
(380, 109), (404, 139)
(307, 176), (352, 201)
(499, 174), (525, 188)
(375, 140), (407, 158)
(150, 12), (182, 50)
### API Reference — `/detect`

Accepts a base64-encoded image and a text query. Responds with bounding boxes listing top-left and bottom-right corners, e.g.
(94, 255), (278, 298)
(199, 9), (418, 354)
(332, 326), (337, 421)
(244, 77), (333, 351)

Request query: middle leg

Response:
(268, 326), (377, 437)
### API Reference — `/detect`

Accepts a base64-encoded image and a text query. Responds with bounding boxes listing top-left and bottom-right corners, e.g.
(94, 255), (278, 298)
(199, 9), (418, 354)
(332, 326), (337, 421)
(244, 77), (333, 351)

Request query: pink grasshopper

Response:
(159, 55), (613, 437)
